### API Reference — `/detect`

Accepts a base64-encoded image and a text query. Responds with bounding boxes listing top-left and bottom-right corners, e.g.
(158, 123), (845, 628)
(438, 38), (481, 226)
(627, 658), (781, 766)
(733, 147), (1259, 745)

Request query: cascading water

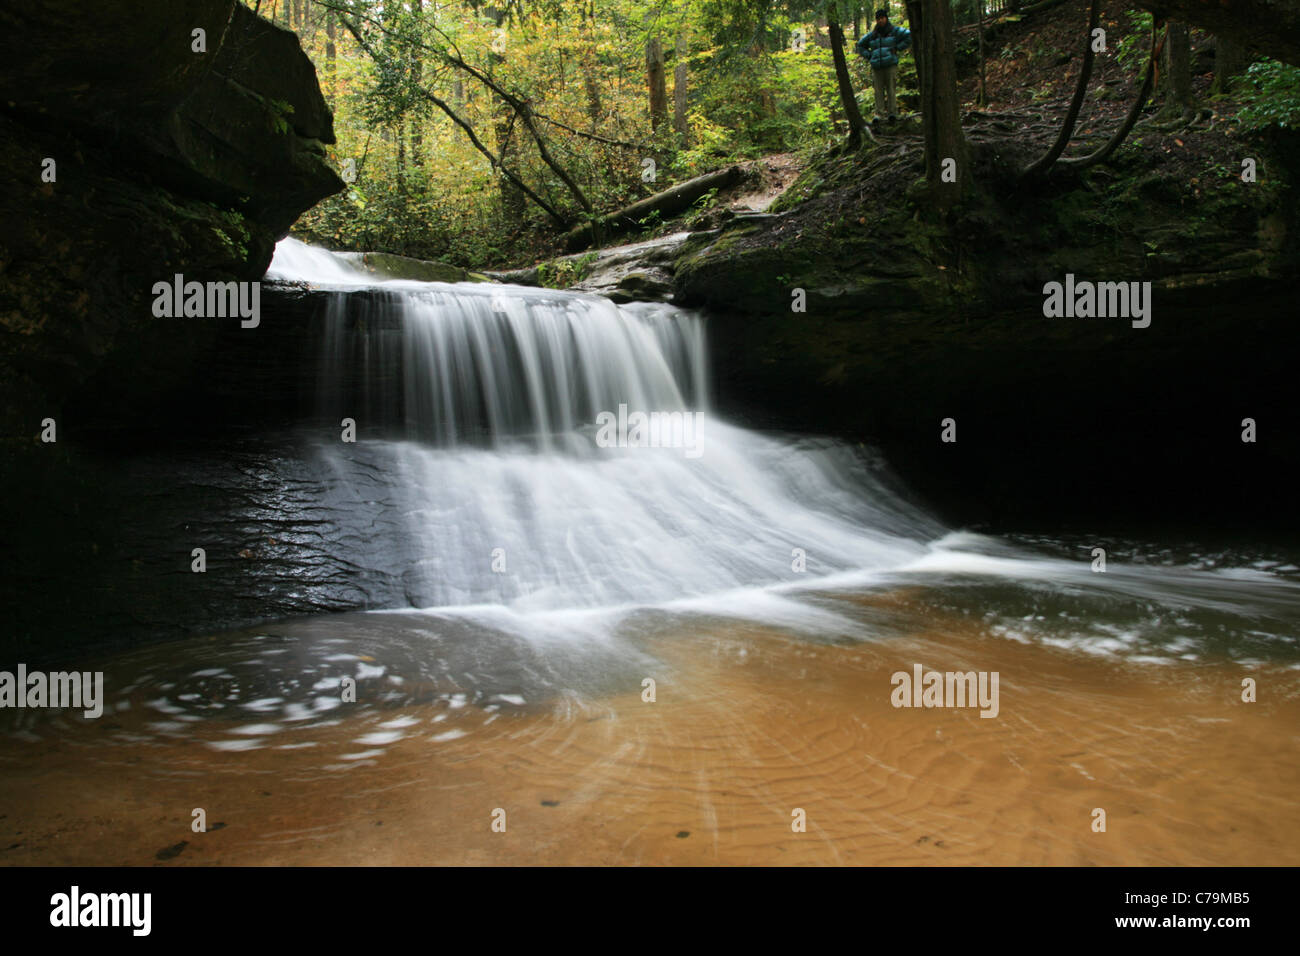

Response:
(270, 239), (943, 621)
(264, 238), (1300, 661)
(8, 238), (1295, 758)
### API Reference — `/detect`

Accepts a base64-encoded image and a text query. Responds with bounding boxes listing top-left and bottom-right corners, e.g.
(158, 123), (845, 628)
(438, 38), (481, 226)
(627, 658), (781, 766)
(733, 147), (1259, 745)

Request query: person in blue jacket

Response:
(855, 8), (912, 124)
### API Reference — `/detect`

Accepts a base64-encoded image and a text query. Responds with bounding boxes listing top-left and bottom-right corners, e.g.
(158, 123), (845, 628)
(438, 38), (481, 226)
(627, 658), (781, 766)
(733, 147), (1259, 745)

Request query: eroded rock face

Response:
(0, 0), (343, 439)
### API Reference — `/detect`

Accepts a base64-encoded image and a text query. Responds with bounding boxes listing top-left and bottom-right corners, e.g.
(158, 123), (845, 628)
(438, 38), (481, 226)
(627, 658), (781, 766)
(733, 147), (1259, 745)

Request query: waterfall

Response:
(266, 239), (1300, 657)
(268, 238), (941, 618)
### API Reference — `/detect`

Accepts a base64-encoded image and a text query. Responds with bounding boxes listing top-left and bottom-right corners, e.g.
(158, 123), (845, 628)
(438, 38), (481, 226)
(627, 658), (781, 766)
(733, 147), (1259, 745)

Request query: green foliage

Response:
(1115, 10), (1153, 73)
(536, 251), (600, 289)
(265, 0), (917, 268)
(268, 98), (295, 136)
(1237, 59), (1300, 130)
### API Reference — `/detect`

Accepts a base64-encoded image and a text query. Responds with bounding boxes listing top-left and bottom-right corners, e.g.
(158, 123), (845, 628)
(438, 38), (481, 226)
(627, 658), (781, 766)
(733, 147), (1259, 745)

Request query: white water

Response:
(266, 238), (1300, 661)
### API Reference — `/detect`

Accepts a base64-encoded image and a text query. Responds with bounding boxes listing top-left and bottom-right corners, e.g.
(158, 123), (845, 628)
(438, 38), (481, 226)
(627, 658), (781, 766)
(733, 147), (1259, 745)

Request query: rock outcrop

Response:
(0, 0), (343, 440)
(670, 134), (1300, 525)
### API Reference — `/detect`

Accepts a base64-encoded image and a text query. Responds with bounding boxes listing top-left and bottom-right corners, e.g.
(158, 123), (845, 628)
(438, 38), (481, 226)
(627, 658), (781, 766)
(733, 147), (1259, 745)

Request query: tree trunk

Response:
(395, 126), (406, 194)
(585, 75), (603, 126)
(1021, 0), (1102, 177)
(828, 6), (868, 147)
(647, 36), (668, 131)
(563, 165), (747, 252)
(918, 0), (967, 212)
(1212, 35), (1251, 93)
(325, 8), (336, 108)
(905, 1), (925, 89)
(673, 31), (690, 141)
(1061, 20), (1167, 169)
(977, 0), (987, 106)
(1162, 21), (1194, 114)
(338, 12), (570, 229)
(409, 0), (424, 167)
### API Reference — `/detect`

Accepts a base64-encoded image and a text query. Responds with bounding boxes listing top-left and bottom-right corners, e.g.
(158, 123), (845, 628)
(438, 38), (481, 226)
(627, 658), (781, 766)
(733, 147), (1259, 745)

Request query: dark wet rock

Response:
(0, 0), (343, 440)
(670, 136), (1300, 527)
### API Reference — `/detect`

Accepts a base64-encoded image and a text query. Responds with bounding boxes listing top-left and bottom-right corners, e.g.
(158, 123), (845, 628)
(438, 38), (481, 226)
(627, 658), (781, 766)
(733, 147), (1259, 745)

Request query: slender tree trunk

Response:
(1212, 35), (1250, 93)
(584, 75), (603, 126)
(673, 31), (690, 141)
(1161, 21), (1194, 115)
(1021, 0), (1102, 177)
(647, 36), (668, 131)
(828, 5), (868, 147)
(814, 14), (831, 48)
(325, 8), (336, 108)
(583, 12), (603, 128)
(918, 0), (967, 211)
(410, 0), (424, 166)
(977, 0), (987, 106)
(1061, 20), (1168, 169)
(905, 1), (925, 90)
(396, 126), (406, 194)
(496, 113), (526, 221)
(750, 40), (778, 123)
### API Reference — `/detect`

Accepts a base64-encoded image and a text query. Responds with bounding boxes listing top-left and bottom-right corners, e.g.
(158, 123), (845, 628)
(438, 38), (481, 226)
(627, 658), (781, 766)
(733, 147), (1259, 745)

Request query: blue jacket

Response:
(856, 24), (911, 70)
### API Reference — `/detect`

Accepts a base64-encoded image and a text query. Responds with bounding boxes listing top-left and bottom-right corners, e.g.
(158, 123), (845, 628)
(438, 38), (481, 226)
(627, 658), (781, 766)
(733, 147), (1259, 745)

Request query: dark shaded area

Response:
(709, 285), (1300, 539)
(0, 0), (343, 441)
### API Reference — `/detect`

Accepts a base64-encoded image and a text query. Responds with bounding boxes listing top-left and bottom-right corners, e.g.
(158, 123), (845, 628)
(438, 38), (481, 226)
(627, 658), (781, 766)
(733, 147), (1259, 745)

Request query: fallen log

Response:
(563, 165), (749, 253)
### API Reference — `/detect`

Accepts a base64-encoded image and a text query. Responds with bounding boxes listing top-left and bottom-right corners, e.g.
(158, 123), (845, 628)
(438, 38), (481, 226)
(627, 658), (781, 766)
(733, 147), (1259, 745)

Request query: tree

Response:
(1160, 21), (1195, 120)
(916, 0), (967, 211)
(826, 2), (868, 147)
(1060, 18), (1168, 170)
(1213, 35), (1251, 93)
(673, 30), (690, 141)
(325, 6), (337, 108)
(1021, 0), (1102, 178)
(646, 34), (669, 131)
(904, 1), (924, 88)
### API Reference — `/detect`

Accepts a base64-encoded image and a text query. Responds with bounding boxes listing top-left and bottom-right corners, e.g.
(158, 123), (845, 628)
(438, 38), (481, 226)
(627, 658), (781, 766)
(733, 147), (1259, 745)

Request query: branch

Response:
(325, 4), (595, 216)
(1059, 19), (1168, 170)
(1021, 0), (1102, 178)
(337, 13), (570, 230)
(531, 110), (649, 151)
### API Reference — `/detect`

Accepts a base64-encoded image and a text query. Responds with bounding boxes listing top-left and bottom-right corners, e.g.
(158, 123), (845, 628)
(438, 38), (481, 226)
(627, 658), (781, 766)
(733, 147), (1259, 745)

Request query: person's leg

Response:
(871, 67), (888, 122)
(885, 64), (898, 119)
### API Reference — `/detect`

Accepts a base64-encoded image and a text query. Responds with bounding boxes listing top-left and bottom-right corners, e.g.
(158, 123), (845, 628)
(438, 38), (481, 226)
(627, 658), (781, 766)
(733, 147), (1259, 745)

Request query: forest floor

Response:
(572, 0), (1259, 268)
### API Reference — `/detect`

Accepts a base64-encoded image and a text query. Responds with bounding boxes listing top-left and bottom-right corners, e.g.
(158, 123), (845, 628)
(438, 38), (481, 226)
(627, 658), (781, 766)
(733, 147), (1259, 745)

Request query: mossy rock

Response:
(356, 252), (474, 283)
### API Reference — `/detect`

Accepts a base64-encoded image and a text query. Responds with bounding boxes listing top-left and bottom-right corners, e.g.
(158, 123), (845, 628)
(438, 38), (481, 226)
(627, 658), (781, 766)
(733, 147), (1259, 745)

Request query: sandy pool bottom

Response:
(1, 606), (1297, 866)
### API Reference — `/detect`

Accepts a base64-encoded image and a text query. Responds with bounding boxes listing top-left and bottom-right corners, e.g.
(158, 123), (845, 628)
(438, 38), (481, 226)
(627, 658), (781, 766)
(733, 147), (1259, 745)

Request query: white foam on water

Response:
(264, 239), (1300, 662)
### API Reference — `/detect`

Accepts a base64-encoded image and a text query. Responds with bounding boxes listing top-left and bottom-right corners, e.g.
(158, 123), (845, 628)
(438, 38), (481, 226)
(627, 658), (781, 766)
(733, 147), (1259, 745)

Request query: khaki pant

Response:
(871, 64), (898, 119)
